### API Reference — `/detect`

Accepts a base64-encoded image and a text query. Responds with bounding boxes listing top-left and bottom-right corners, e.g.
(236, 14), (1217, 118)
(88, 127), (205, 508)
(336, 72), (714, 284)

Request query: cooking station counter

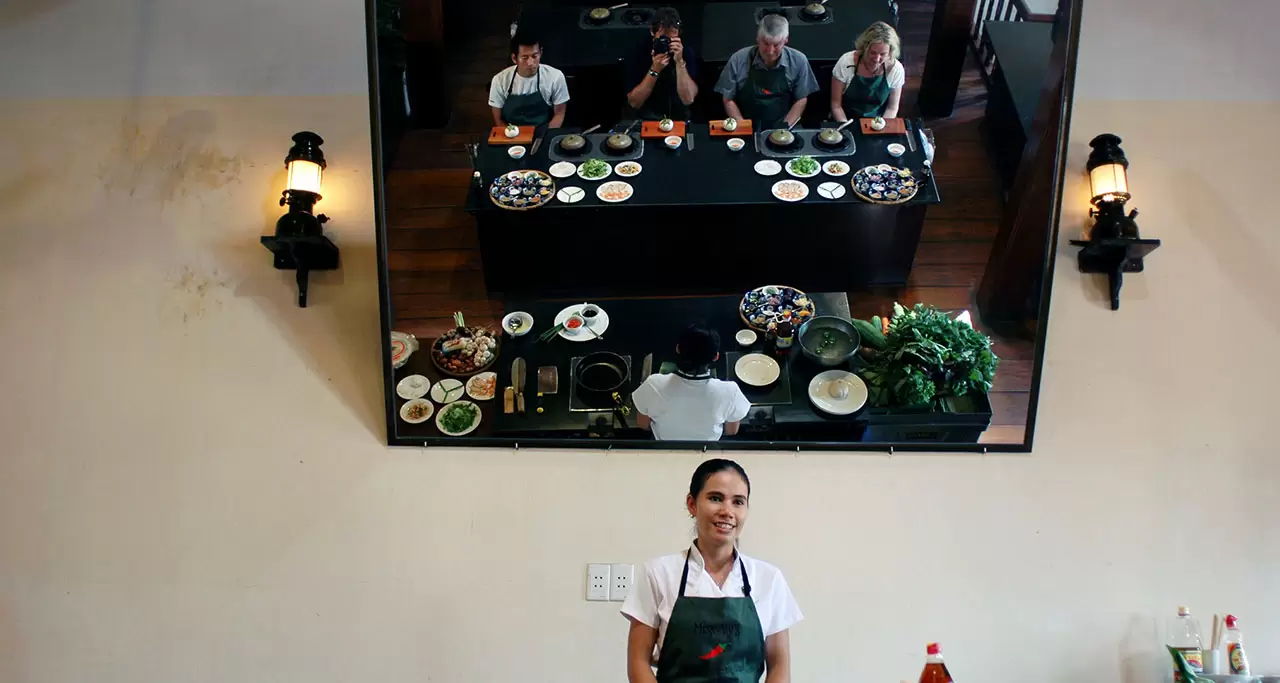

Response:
(391, 293), (875, 446)
(465, 122), (938, 296)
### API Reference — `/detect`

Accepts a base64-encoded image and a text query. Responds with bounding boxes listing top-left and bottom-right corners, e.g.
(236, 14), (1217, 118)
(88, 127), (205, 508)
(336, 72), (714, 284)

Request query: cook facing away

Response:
(633, 323), (751, 441)
(488, 29), (569, 130)
(622, 459), (802, 683)
(714, 15), (820, 130)
(830, 21), (905, 121)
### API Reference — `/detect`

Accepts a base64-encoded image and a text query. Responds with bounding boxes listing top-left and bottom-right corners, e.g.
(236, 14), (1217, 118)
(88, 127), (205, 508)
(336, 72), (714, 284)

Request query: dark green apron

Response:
(636, 67), (691, 122)
(736, 48), (793, 129)
(500, 67), (552, 127)
(655, 547), (766, 683)
(841, 52), (892, 118)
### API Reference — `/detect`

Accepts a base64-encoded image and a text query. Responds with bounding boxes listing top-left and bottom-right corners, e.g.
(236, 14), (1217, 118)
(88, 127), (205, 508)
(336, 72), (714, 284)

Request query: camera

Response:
(652, 35), (671, 55)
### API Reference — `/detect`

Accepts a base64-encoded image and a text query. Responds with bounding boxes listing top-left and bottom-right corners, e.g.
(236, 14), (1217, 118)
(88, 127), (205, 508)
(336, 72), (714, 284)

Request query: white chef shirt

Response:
(632, 373), (751, 441)
(620, 545), (803, 660)
(832, 50), (906, 90)
(487, 64), (571, 109)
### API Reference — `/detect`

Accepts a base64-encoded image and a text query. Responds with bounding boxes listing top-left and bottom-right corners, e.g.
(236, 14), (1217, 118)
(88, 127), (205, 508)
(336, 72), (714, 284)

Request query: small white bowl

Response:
(504, 126), (521, 138)
(726, 137), (745, 152)
(658, 119), (675, 132)
(664, 135), (682, 149)
(502, 311), (534, 337)
(886, 143), (905, 158)
(508, 145), (527, 159)
(735, 329), (758, 346)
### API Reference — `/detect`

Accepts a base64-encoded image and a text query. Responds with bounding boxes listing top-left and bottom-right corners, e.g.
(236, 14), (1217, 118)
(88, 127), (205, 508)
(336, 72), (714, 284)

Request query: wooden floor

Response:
(382, 0), (1033, 445)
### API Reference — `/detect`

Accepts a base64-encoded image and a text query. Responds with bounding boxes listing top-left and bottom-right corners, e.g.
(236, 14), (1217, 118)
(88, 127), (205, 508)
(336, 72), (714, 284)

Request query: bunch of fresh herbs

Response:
(862, 303), (999, 408)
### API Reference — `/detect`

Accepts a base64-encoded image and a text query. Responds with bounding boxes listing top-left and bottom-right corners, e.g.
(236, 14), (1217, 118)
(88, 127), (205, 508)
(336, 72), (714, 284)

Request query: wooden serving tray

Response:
(860, 117), (907, 135)
(641, 121), (687, 138)
(488, 126), (535, 144)
(710, 120), (753, 136)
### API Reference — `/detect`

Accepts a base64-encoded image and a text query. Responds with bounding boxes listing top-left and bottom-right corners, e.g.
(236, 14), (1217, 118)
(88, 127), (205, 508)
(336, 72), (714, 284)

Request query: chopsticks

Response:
(538, 324), (565, 342)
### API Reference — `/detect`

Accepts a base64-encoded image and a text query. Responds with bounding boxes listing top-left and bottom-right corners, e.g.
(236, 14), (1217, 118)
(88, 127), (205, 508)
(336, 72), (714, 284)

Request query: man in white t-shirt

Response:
(488, 30), (570, 130)
(633, 324), (752, 441)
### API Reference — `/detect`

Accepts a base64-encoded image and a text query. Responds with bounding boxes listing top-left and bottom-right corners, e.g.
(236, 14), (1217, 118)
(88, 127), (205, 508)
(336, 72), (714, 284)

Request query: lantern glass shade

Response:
(1089, 162), (1128, 204)
(287, 159), (323, 196)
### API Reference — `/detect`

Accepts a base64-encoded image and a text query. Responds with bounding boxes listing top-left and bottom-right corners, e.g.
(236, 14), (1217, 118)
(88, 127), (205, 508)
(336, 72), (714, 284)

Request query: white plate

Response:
(816, 182), (846, 200)
(822, 160), (851, 177)
(754, 160), (782, 176)
(435, 399), (482, 436)
(771, 179), (809, 202)
(807, 370), (868, 416)
(549, 161), (576, 178)
(465, 371), (498, 401)
(785, 158), (821, 178)
(614, 161), (643, 177)
(596, 181), (633, 203)
(556, 186), (585, 204)
(429, 378), (465, 404)
(399, 398), (435, 424)
(553, 303), (611, 341)
(577, 160), (612, 181)
(396, 374), (431, 399)
(735, 353), (781, 387)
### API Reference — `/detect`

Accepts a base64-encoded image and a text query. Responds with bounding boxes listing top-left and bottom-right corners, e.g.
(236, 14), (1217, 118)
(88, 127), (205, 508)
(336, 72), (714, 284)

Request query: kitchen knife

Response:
(513, 358), (527, 414)
(687, 133), (694, 151)
(905, 119), (916, 152)
(640, 354), (653, 384)
(537, 366), (558, 394)
(530, 132), (545, 155)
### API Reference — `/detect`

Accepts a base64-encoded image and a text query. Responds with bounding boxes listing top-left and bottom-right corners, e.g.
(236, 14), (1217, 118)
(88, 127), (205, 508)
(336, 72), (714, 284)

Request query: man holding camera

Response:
(626, 7), (698, 122)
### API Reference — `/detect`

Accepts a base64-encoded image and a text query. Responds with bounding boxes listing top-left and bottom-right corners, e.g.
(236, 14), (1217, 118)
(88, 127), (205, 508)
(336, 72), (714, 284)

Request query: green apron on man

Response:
(500, 67), (552, 128)
(655, 547), (767, 683)
(735, 47), (794, 129)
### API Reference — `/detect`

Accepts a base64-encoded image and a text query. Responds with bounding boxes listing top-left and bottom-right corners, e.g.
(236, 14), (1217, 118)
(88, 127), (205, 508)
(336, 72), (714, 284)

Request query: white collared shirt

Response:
(620, 545), (803, 659)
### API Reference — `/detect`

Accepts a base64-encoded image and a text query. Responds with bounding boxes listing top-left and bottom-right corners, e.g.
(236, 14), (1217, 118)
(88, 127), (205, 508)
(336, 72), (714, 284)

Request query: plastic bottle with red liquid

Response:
(919, 643), (953, 683)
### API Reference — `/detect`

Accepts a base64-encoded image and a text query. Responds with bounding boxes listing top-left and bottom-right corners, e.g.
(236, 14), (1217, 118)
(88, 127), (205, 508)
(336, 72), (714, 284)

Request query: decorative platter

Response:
(430, 326), (501, 378)
(488, 169), (555, 211)
(851, 163), (918, 205)
(739, 285), (816, 332)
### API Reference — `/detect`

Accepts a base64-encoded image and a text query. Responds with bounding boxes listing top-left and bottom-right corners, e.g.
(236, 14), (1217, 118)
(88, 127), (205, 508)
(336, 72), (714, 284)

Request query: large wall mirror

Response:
(367, 0), (1080, 450)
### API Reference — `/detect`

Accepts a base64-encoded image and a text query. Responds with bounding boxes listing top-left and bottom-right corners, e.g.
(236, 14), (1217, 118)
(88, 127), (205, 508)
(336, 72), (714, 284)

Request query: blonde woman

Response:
(830, 21), (904, 120)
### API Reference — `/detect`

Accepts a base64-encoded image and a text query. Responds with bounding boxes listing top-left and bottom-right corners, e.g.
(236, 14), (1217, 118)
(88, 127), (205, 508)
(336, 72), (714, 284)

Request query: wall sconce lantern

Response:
(1069, 134), (1160, 310)
(260, 131), (339, 308)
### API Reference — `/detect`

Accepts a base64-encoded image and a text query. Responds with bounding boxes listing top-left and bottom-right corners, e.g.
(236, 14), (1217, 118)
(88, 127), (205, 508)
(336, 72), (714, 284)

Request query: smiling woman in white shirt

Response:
(621, 459), (802, 683)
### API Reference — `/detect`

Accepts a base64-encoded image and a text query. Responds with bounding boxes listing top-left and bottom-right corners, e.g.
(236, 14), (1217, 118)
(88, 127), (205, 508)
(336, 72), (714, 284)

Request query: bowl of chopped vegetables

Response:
(436, 400), (482, 436)
(576, 158), (611, 181)
(786, 155), (821, 178)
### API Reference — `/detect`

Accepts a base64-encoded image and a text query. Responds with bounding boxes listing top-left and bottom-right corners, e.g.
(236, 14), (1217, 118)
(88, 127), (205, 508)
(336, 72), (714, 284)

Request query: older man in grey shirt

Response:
(713, 15), (820, 129)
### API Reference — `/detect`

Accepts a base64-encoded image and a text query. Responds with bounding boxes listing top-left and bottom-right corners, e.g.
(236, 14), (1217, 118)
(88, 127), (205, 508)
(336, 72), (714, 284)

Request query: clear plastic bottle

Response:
(1224, 614), (1250, 675)
(919, 642), (953, 683)
(1167, 606), (1204, 681)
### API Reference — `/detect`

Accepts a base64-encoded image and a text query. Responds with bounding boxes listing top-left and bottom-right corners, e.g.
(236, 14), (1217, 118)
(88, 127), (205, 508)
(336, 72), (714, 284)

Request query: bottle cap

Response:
(1177, 606), (1192, 616)
(926, 643), (941, 656)
(1225, 614), (1238, 628)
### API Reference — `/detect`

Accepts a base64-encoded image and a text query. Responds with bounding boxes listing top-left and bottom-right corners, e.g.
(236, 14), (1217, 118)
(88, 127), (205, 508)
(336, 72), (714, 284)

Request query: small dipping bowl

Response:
(735, 329), (758, 347)
(501, 311), (534, 337)
(664, 135), (682, 149)
(886, 143), (905, 158)
(508, 145), (527, 159)
(563, 313), (586, 335)
(726, 138), (745, 152)
(580, 303), (602, 327)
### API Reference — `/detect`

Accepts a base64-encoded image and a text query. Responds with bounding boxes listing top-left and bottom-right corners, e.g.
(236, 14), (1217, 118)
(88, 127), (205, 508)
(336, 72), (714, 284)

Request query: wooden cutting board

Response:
(710, 120), (753, 136)
(488, 126), (535, 144)
(860, 117), (907, 135)
(641, 121), (687, 138)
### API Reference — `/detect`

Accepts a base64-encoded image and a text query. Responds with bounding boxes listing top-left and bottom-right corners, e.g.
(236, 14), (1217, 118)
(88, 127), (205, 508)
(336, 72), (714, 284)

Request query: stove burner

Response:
(569, 354), (633, 412)
(622, 8), (653, 25)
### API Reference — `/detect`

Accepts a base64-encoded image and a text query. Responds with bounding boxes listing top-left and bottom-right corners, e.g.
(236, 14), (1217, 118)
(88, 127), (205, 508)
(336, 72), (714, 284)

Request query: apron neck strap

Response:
(679, 544), (752, 596)
(507, 65), (540, 94)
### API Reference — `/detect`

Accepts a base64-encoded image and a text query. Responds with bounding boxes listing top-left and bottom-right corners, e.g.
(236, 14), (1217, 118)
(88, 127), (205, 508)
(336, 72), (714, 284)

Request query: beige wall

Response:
(2, 2), (1279, 683)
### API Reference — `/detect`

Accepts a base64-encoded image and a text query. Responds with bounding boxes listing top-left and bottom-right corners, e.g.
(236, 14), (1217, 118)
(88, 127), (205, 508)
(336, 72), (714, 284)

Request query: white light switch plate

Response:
(609, 563), (634, 601)
(586, 563), (611, 601)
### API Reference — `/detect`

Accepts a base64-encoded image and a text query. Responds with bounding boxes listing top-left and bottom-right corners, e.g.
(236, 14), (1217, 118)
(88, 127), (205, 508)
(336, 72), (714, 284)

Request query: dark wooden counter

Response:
(465, 122), (939, 296)
(982, 20), (1052, 191)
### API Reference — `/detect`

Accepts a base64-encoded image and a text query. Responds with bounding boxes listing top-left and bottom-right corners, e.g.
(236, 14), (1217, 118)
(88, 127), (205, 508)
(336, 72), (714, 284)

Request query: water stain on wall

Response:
(158, 265), (234, 326)
(97, 111), (243, 203)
